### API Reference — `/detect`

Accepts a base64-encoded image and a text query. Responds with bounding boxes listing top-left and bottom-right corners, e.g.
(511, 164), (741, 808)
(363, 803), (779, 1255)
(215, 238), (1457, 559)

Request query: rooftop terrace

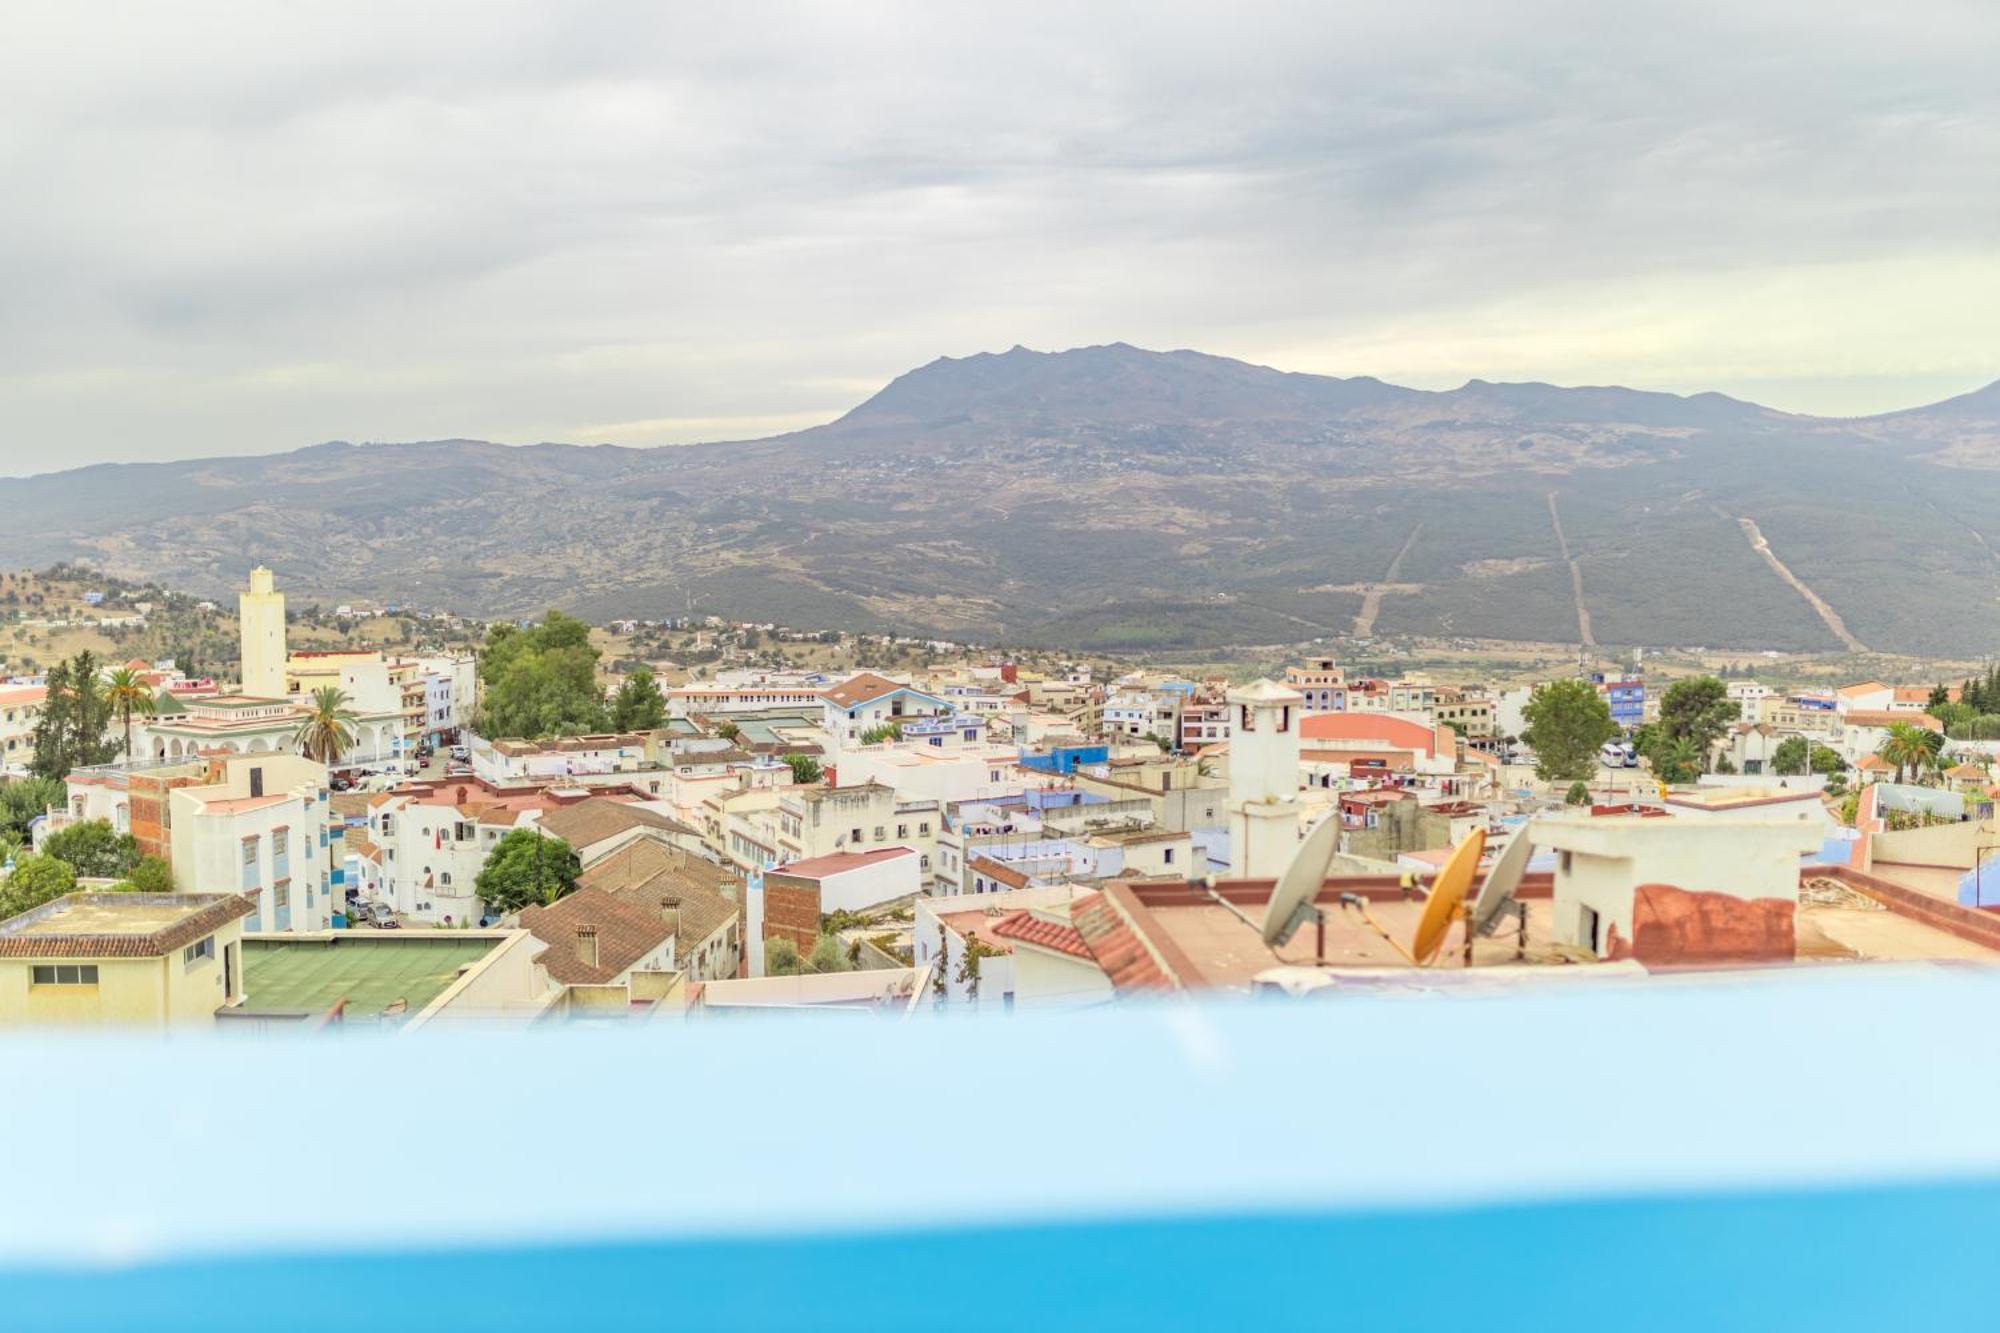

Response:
(241, 936), (502, 1019)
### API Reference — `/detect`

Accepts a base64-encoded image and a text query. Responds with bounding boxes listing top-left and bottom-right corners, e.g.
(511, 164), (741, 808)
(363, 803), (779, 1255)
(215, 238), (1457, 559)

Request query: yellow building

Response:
(239, 566), (288, 700)
(0, 893), (254, 1027)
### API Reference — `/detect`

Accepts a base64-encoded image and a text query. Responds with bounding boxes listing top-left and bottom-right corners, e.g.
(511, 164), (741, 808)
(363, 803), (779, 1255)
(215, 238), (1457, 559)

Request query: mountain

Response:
(5, 344), (2000, 656)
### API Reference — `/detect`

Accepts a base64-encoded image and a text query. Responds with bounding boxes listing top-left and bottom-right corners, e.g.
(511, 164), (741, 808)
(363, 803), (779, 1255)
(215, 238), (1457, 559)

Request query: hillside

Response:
(4, 344), (2000, 655)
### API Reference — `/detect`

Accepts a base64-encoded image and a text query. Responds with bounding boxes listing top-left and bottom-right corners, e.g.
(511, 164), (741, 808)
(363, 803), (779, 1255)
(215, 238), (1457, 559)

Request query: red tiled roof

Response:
(967, 855), (1030, 890)
(518, 886), (675, 986)
(774, 847), (915, 879)
(822, 672), (906, 709)
(1843, 710), (1942, 731)
(1071, 891), (1174, 994)
(991, 909), (1092, 960)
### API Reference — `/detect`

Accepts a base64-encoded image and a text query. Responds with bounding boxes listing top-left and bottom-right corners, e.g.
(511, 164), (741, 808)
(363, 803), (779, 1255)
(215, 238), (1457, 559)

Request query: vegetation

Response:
(783, 753), (824, 784)
(102, 665), (156, 760)
(1564, 780), (1590, 805)
(955, 932), (1004, 999)
(0, 854), (76, 919)
(40, 819), (141, 879)
(766, 933), (854, 977)
(474, 828), (580, 913)
(475, 611), (608, 739)
(293, 686), (359, 765)
(0, 777), (62, 845)
(118, 855), (175, 894)
(28, 652), (120, 779)
(609, 665), (667, 731)
(1520, 679), (1617, 783)
(1877, 723), (1940, 785)
(1772, 735), (1846, 777)
(1654, 677), (1739, 773)
(860, 721), (904, 745)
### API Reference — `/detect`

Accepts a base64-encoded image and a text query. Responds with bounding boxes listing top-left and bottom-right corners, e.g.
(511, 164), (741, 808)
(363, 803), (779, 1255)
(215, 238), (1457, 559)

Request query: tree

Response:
(1809, 744), (1847, 776)
(860, 722), (903, 745)
(956, 932), (1003, 998)
(474, 612), (609, 740)
(1929, 683), (1952, 711)
(474, 827), (580, 914)
(1564, 780), (1590, 805)
(1650, 736), (1704, 785)
(293, 686), (359, 765)
(0, 777), (62, 842)
(1773, 735), (1810, 776)
(716, 721), (742, 742)
(1521, 679), (1618, 783)
(41, 818), (141, 879)
(103, 665), (156, 760)
(29, 653), (119, 779)
(609, 666), (667, 731)
(766, 936), (803, 976)
(807, 933), (853, 974)
(1877, 723), (1938, 785)
(1656, 677), (1739, 772)
(783, 753), (824, 784)
(122, 854), (174, 894)
(0, 853), (76, 919)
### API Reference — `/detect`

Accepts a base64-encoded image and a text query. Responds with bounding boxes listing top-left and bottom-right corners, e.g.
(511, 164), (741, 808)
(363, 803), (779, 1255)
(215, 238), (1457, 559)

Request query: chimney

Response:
(659, 896), (682, 937)
(574, 926), (599, 971)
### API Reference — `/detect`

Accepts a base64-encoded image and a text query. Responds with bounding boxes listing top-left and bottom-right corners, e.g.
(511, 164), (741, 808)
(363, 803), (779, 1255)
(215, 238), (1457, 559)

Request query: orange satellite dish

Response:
(1411, 827), (1487, 965)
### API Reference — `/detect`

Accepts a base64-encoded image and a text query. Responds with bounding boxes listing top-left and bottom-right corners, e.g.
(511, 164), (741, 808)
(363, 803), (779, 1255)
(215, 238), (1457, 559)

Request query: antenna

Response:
(1259, 809), (1343, 947)
(1480, 816), (1536, 948)
(1410, 827), (1486, 965)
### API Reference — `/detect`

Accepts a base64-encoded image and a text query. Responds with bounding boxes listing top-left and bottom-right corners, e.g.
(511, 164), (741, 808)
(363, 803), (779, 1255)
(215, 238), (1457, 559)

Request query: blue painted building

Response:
(1018, 744), (1110, 775)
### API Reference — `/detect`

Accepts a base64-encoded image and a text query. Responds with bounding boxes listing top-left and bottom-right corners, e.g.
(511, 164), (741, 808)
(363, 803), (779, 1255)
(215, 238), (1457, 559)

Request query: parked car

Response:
(371, 913), (401, 930)
(449, 745), (470, 762)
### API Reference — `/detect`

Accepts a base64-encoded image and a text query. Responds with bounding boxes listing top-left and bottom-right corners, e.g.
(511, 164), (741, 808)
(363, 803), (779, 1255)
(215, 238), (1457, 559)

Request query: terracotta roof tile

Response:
(990, 909), (1092, 960)
(517, 887), (675, 985)
(1070, 891), (1175, 994)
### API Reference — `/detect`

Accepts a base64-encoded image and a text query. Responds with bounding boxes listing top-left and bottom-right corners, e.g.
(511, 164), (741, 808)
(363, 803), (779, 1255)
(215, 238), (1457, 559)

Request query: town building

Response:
(238, 566), (287, 700)
(0, 892), (254, 1026)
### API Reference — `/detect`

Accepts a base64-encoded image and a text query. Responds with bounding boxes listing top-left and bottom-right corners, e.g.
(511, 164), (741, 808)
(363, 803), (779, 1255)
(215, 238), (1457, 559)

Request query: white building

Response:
(170, 754), (337, 932)
(765, 846), (921, 915)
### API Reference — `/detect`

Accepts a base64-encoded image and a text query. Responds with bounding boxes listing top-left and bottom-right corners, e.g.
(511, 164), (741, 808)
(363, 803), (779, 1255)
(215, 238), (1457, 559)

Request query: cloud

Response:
(1, 0), (1997, 469)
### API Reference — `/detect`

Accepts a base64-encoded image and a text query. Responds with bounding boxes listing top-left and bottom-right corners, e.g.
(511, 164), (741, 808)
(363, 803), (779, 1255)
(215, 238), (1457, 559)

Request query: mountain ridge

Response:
(6, 343), (2000, 656)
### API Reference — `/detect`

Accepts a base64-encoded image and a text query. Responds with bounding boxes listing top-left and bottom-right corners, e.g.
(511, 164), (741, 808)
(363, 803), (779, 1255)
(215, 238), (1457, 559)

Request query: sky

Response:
(5, 0), (2000, 471)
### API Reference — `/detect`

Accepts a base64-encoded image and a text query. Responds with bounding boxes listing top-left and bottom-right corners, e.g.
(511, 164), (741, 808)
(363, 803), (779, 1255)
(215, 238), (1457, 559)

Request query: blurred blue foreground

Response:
(4, 965), (1999, 1330)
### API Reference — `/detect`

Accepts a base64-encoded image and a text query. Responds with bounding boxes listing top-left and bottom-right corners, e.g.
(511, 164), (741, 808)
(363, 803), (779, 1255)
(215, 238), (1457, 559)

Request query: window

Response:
(272, 829), (288, 858)
(850, 828), (863, 844)
(440, 872), (452, 886)
(183, 936), (214, 967)
(1163, 847), (1175, 865)
(873, 826), (886, 841)
(919, 822), (930, 834)
(31, 964), (98, 985)
(241, 838), (259, 866)
(274, 882), (290, 908)
(897, 824), (908, 838)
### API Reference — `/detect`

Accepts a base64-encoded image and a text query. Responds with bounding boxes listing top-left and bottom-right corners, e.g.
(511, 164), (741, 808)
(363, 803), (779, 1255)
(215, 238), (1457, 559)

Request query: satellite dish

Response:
(1471, 825), (1534, 937)
(1411, 827), (1486, 965)
(1260, 810), (1343, 946)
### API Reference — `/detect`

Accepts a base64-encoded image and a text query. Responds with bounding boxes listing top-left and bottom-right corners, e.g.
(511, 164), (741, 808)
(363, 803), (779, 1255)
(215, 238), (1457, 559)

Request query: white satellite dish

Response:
(1471, 824), (1534, 937)
(1260, 810), (1343, 946)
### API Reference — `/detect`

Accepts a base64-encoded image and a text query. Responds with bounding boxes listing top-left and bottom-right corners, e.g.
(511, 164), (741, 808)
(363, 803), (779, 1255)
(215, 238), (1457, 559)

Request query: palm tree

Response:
(103, 666), (156, 762)
(1877, 723), (1934, 786)
(293, 686), (359, 766)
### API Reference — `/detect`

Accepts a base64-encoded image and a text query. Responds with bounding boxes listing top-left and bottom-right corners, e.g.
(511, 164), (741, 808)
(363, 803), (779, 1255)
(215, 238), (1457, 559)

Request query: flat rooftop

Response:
(0, 893), (255, 956)
(13, 900), (194, 936)
(241, 936), (501, 1019)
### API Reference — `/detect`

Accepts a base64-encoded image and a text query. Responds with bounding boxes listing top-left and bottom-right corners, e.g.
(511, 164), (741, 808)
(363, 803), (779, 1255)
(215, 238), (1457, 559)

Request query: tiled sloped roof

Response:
(536, 798), (696, 849)
(0, 893), (256, 958)
(1070, 892), (1175, 994)
(518, 887), (675, 986)
(579, 841), (740, 969)
(991, 909), (1092, 960)
(823, 672), (910, 709)
(967, 856), (1030, 889)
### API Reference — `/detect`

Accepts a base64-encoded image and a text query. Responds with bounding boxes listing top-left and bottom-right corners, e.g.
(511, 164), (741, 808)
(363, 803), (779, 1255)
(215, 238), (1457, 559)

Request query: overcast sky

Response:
(5, 1), (1999, 471)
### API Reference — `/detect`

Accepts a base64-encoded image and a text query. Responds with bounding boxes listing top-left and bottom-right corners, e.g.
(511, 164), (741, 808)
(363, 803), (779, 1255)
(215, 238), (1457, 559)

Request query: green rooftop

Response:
(241, 936), (501, 1019)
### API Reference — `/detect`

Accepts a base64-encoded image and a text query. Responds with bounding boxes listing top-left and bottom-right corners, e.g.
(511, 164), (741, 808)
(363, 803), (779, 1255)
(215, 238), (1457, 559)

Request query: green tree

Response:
(0, 853), (76, 919)
(103, 665), (156, 760)
(807, 933), (853, 974)
(860, 722), (904, 745)
(766, 936), (803, 976)
(1877, 723), (1937, 785)
(1810, 744), (1847, 776)
(29, 653), (119, 779)
(1650, 736), (1704, 785)
(1773, 735), (1810, 776)
(609, 665), (667, 731)
(41, 818), (141, 879)
(1929, 683), (1952, 711)
(474, 827), (580, 914)
(1656, 677), (1738, 773)
(0, 777), (63, 841)
(122, 854), (175, 894)
(955, 932), (1002, 998)
(783, 753), (824, 784)
(1564, 780), (1591, 805)
(1521, 679), (1618, 783)
(475, 612), (609, 739)
(292, 686), (359, 765)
